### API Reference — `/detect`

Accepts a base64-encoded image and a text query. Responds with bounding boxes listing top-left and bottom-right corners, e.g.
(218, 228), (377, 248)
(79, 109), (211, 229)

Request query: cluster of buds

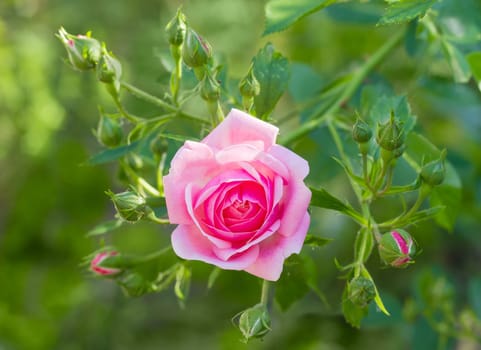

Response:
(57, 27), (122, 95)
(378, 229), (416, 268)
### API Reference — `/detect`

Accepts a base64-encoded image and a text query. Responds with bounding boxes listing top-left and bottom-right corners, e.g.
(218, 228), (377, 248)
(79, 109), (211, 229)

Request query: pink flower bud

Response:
(90, 252), (122, 276)
(378, 229), (416, 268)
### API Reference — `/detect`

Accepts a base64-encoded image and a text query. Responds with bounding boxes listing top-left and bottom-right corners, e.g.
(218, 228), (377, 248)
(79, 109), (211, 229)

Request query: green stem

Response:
(260, 280), (270, 306)
(280, 29), (406, 146)
(121, 81), (176, 112)
(136, 246), (173, 264)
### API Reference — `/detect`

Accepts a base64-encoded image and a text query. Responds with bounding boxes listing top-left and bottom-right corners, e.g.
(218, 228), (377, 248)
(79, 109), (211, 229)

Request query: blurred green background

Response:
(1, 0), (481, 349)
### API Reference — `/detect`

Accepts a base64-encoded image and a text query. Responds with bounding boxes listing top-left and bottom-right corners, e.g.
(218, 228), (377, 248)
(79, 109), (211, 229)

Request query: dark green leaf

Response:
(264, 0), (339, 35)
(276, 254), (325, 311)
(304, 234), (332, 248)
(87, 140), (141, 165)
(310, 187), (365, 224)
(252, 43), (290, 119)
(441, 40), (471, 83)
(378, 0), (437, 26)
(86, 219), (123, 237)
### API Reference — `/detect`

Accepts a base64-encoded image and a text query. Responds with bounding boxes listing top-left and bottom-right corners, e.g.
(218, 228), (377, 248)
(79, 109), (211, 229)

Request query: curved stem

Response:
(280, 29), (406, 146)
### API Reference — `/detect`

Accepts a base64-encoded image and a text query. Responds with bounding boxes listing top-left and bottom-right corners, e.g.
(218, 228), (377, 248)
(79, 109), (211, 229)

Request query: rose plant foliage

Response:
(58, 0), (481, 345)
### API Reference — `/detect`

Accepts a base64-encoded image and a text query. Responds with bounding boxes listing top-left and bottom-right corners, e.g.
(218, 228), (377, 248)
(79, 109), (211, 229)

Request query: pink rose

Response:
(90, 252), (121, 276)
(163, 109), (311, 281)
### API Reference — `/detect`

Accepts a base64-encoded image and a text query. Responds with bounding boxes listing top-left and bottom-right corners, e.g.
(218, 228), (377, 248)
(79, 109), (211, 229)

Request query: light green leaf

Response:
(310, 187), (365, 224)
(264, 0), (338, 35)
(442, 40), (472, 83)
(361, 267), (390, 316)
(252, 43), (290, 119)
(86, 219), (123, 237)
(378, 0), (437, 26)
(467, 51), (481, 91)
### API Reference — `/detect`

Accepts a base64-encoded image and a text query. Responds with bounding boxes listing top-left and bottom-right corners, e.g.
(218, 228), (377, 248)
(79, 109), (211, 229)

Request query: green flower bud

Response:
(97, 49), (122, 85)
(376, 111), (405, 151)
(150, 135), (169, 158)
(57, 27), (101, 71)
(352, 118), (372, 143)
(238, 303), (271, 342)
(165, 8), (187, 46)
(239, 67), (260, 99)
(420, 150), (446, 186)
(200, 71), (220, 102)
(108, 190), (149, 222)
(182, 28), (212, 68)
(379, 229), (416, 268)
(348, 277), (375, 307)
(96, 114), (123, 147)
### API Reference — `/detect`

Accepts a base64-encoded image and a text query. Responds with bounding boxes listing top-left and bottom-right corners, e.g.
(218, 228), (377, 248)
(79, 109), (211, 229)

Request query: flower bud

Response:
(200, 71), (220, 102)
(182, 28), (212, 68)
(57, 27), (101, 71)
(237, 303), (271, 341)
(392, 144), (406, 159)
(96, 114), (123, 147)
(352, 118), (372, 144)
(165, 8), (187, 46)
(420, 150), (446, 186)
(376, 111), (405, 151)
(97, 49), (122, 85)
(348, 277), (375, 307)
(108, 190), (148, 222)
(379, 229), (416, 268)
(239, 67), (260, 99)
(90, 252), (122, 276)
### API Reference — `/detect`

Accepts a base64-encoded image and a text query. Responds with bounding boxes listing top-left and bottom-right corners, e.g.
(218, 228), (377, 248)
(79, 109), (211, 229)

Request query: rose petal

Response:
(278, 181), (311, 237)
(269, 144), (309, 179)
(172, 224), (259, 270)
(202, 109), (279, 150)
(244, 213), (310, 281)
(164, 141), (215, 224)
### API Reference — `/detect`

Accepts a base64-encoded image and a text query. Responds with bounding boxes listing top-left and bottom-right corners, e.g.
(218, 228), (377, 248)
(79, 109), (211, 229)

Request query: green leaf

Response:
(304, 234), (332, 248)
(366, 94), (417, 134)
(264, 0), (338, 35)
(252, 43), (290, 119)
(442, 40), (472, 83)
(87, 140), (141, 165)
(86, 219), (123, 237)
(361, 267), (390, 316)
(404, 133), (462, 231)
(467, 51), (481, 91)
(378, 0), (437, 26)
(276, 254), (326, 311)
(342, 283), (368, 328)
(310, 187), (365, 224)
